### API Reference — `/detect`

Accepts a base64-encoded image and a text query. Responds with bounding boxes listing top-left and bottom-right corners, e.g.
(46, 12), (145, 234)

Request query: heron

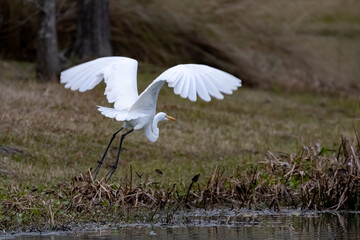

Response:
(60, 56), (241, 181)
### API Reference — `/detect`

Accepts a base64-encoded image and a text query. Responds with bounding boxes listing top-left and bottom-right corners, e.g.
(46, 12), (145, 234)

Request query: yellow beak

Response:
(166, 115), (176, 121)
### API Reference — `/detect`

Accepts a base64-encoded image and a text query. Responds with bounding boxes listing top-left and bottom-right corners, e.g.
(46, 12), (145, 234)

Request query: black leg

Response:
(93, 127), (124, 179)
(105, 128), (134, 182)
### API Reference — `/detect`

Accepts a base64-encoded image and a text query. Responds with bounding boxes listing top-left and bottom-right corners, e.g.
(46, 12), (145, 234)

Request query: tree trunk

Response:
(74, 0), (112, 60)
(36, 0), (60, 82)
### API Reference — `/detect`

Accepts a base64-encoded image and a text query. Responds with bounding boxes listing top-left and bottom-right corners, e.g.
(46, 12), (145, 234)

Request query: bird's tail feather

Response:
(97, 106), (129, 121)
(97, 106), (145, 121)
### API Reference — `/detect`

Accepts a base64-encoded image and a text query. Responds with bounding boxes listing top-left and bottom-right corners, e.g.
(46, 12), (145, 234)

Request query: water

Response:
(3, 210), (360, 240)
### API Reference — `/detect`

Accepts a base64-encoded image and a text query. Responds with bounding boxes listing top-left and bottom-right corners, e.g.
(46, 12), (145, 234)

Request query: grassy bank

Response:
(3, 137), (360, 231)
(0, 60), (360, 231)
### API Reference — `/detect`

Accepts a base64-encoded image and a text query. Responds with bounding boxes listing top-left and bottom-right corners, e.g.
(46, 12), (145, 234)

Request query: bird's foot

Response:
(105, 165), (117, 183)
(92, 161), (103, 180)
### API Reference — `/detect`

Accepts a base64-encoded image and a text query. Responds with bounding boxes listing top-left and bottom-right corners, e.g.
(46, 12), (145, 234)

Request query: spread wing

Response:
(60, 57), (139, 110)
(130, 64), (242, 115)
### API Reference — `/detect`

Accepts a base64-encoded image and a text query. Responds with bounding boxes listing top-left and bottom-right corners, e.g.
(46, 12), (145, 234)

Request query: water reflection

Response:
(4, 211), (360, 240)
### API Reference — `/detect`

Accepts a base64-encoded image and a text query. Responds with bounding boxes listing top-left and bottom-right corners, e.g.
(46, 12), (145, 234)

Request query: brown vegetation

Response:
(67, 133), (360, 212)
(1, 135), (360, 231)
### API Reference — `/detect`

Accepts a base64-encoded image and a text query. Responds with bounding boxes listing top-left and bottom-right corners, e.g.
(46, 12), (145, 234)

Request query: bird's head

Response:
(157, 112), (176, 122)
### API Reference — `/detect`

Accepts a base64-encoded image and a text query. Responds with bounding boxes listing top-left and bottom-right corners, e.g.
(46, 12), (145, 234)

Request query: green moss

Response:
(314, 14), (360, 25)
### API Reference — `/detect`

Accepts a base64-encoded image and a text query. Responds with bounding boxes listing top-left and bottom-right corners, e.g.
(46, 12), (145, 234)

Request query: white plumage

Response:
(61, 56), (241, 142)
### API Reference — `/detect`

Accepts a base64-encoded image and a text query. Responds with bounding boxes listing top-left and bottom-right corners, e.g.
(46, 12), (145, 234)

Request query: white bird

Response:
(60, 56), (241, 180)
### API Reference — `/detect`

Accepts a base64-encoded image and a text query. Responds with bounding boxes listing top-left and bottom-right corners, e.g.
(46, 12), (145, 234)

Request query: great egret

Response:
(61, 56), (241, 181)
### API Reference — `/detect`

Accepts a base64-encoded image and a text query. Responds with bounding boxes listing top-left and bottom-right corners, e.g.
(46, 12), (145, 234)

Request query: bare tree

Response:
(36, 0), (60, 82)
(74, 0), (112, 60)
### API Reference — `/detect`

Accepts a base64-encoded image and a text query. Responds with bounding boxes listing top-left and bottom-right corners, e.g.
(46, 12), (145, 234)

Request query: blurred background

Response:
(0, 0), (359, 95)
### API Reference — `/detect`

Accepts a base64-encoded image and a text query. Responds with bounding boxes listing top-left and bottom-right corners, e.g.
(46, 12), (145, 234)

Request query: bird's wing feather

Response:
(129, 64), (241, 114)
(157, 64), (241, 102)
(60, 57), (139, 110)
(129, 81), (166, 116)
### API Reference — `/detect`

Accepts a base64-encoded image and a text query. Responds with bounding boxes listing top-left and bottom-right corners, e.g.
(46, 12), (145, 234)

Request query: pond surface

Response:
(3, 209), (360, 240)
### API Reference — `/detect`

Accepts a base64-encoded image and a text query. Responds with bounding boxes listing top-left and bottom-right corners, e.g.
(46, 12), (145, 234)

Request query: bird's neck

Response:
(144, 113), (162, 143)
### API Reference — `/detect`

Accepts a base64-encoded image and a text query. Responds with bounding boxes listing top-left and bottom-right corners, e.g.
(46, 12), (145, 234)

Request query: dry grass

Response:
(0, 60), (359, 185)
(69, 135), (360, 212)
(1, 135), (360, 231)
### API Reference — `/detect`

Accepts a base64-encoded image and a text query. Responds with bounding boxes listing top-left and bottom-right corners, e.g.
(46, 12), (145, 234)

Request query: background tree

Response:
(36, 0), (60, 82)
(74, 0), (112, 60)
